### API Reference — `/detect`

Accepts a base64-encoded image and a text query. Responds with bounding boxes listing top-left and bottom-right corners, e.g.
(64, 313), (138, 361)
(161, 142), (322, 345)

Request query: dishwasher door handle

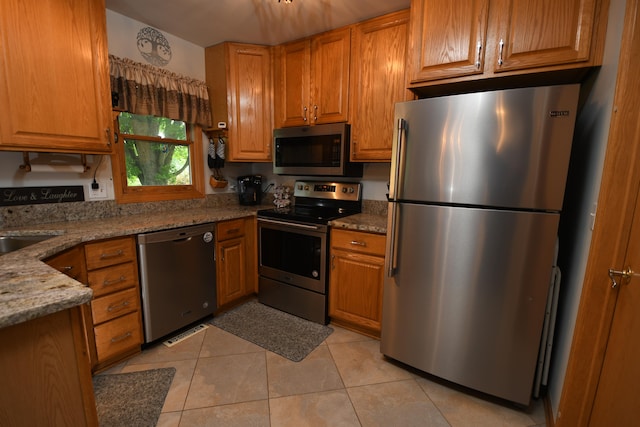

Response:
(172, 236), (193, 243)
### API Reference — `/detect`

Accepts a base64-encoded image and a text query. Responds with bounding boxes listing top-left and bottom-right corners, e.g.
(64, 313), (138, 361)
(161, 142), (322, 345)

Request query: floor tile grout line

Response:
(412, 377), (454, 427)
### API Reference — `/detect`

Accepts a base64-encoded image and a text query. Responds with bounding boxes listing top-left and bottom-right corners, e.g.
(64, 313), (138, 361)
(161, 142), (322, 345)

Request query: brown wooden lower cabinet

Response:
(0, 308), (98, 426)
(215, 217), (258, 308)
(329, 229), (386, 337)
(46, 236), (143, 373)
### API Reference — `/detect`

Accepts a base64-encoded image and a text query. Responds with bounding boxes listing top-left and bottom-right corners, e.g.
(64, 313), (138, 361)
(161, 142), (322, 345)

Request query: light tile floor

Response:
(102, 323), (547, 427)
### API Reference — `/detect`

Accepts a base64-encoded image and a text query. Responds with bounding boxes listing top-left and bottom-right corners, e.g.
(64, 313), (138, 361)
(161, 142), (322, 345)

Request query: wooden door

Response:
(275, 40), (311, 127)
(226, 43), (273, 161)
(491, 0), (598, 73)
(0, 0), (111, 153)
(311, 27), (351, 125)
(556, 1), (640, 425)
(349, 10), (410, 162)
(407, 0), (489, 83)
(589, 192), (640, 424)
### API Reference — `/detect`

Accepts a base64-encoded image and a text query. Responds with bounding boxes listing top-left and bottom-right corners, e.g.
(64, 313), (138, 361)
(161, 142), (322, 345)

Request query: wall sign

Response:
(137, 27), (172, 66)
(0, 186), (85, 206)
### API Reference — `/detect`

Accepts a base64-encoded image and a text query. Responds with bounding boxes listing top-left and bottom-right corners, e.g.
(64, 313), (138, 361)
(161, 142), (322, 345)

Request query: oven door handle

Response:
(258, 218), (323, 231)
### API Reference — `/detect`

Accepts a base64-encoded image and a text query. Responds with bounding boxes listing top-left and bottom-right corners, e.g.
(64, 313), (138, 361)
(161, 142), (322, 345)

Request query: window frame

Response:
(111, 112), (205, 203)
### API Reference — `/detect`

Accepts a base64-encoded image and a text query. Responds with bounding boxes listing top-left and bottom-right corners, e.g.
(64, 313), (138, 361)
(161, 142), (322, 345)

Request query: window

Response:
(112, 112), (204, 203)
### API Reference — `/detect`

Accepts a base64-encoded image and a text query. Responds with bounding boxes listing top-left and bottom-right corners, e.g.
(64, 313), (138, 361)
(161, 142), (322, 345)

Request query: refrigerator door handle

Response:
(386, 202), (400, 277)
(389, 118), (406, 200)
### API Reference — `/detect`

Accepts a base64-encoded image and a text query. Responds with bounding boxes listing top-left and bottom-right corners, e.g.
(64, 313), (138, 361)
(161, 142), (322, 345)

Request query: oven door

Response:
(258, 218), (327, 293)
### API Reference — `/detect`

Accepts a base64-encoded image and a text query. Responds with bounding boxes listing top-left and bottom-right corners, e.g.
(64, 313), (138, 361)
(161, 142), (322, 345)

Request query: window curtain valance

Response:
(109, 54), (212, 128)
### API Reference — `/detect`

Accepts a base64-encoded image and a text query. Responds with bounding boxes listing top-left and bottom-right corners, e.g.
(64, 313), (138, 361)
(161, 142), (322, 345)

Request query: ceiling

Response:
(105, 0), (411, 48)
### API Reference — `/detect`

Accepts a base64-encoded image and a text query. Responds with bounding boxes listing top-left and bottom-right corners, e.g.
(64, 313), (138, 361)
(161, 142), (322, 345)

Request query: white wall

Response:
(106, 10), (206, 81)
(549, 0), (626, 418)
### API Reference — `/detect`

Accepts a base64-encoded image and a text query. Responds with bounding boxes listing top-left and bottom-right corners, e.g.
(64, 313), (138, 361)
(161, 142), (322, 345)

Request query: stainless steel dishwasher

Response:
(137, 223), (216, 343)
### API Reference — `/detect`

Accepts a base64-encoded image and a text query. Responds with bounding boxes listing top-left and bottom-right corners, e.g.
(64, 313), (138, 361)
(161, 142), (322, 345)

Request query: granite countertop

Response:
(0, 205), (388, 329)
(330, 213), (388, 234)
(0, 205), (262, 329)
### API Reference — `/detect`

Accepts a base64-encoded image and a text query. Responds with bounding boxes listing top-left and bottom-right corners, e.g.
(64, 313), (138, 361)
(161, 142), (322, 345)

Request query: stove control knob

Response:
(348, 187), (355, 193)
(342, 187), (347, 193)
(304, 185), (309, 190)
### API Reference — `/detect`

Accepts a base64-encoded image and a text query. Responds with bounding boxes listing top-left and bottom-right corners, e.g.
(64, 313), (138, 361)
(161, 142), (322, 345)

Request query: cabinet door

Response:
(0, 308), (98, 426)
(329, 249), (385, 334)
(275, 40), (311, 127)
(46, 245), (87, 284)
(491, 0), (599, 72)
(350, 10), (410, 161)
(311, 28), (351, 124)
(226, 44), (273, 161)
(216, 237), (247, 307)
(408, 0), (490, 83)
(0, 0), (111, 153)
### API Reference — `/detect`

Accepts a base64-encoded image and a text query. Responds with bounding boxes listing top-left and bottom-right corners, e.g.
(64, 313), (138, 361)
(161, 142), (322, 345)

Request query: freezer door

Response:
(390, 85), (579, 211)
(381, 203), (559, 405)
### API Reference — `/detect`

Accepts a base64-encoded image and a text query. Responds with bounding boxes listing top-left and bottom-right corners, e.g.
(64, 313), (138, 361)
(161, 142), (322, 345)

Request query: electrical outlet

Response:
(88, 182), (107, 199)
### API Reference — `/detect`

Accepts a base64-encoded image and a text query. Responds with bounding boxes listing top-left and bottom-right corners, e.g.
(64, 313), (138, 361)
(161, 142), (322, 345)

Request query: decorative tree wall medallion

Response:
(137, 27), (172, 66)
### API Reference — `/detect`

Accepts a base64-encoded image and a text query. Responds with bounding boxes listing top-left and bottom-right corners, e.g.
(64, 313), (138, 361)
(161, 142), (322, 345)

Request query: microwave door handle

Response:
(389, 118), (406, 200)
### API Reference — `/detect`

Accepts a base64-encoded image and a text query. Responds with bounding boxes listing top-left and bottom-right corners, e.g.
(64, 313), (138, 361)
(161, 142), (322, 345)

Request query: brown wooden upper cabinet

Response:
(0, 0), (112, 153)
(349, 10), (411, 162)
(274, 27), (351, 127)
(407, 0), (609, 87)
(205, 43), (273, 162)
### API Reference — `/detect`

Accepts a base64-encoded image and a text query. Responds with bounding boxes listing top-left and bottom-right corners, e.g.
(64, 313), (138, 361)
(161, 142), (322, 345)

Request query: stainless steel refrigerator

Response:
(381, 85), (580, 406)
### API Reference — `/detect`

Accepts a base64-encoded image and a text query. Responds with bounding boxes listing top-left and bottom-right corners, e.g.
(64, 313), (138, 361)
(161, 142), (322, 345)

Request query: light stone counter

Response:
(330, 213), (388, 234)
(0, 206), (262, 329)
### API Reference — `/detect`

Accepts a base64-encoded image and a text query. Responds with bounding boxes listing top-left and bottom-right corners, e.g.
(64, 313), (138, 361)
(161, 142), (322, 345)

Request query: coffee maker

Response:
(237, 175), (263, 205)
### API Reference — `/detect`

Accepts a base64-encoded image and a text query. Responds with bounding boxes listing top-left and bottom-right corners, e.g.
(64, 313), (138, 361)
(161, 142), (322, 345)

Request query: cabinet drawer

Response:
(91, 288), (139, 325)
(85, 237), (136, 270)
(94, 312), (142, 364)
(331, 229), (386, 256)
(216, 219), (245, 241)
(88, 262), (137, 298)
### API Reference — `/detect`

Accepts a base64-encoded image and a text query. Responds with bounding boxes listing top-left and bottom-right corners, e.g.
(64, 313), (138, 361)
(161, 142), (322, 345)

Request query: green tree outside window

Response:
(118, 113), (191, 186)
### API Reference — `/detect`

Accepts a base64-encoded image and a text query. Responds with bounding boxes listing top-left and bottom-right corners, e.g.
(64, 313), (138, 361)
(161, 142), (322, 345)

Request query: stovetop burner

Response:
(258, 205), (357, 224)
(258, 180), (362, 225)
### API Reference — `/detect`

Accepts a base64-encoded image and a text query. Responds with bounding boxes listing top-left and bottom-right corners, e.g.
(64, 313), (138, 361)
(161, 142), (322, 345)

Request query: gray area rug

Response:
(211, 300), (333, 362)
(93, 368), (175, 427)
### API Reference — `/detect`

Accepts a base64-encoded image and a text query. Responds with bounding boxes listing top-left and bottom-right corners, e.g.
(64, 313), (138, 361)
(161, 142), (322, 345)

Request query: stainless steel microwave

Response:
(273, 123), (363, 177)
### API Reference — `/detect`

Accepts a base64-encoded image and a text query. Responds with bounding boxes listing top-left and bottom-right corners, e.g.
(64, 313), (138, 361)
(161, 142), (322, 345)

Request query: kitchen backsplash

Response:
(0, 194), (387, 229)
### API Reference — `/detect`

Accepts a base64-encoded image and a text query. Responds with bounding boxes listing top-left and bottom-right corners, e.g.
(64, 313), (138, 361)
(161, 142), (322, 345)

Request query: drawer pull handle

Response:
(226, 228), (240, 234)
(100, 249), (124, 259)
(350, 240), (367, 247)
(107, 300), (130, 312)
(103, 275), (126, 287)
(110, 331), (132, 343)
(61, 265), (74, 271)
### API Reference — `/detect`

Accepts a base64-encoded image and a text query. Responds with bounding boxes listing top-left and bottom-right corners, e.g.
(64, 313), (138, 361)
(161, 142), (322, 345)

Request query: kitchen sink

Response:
(0, 235), (55, 254)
